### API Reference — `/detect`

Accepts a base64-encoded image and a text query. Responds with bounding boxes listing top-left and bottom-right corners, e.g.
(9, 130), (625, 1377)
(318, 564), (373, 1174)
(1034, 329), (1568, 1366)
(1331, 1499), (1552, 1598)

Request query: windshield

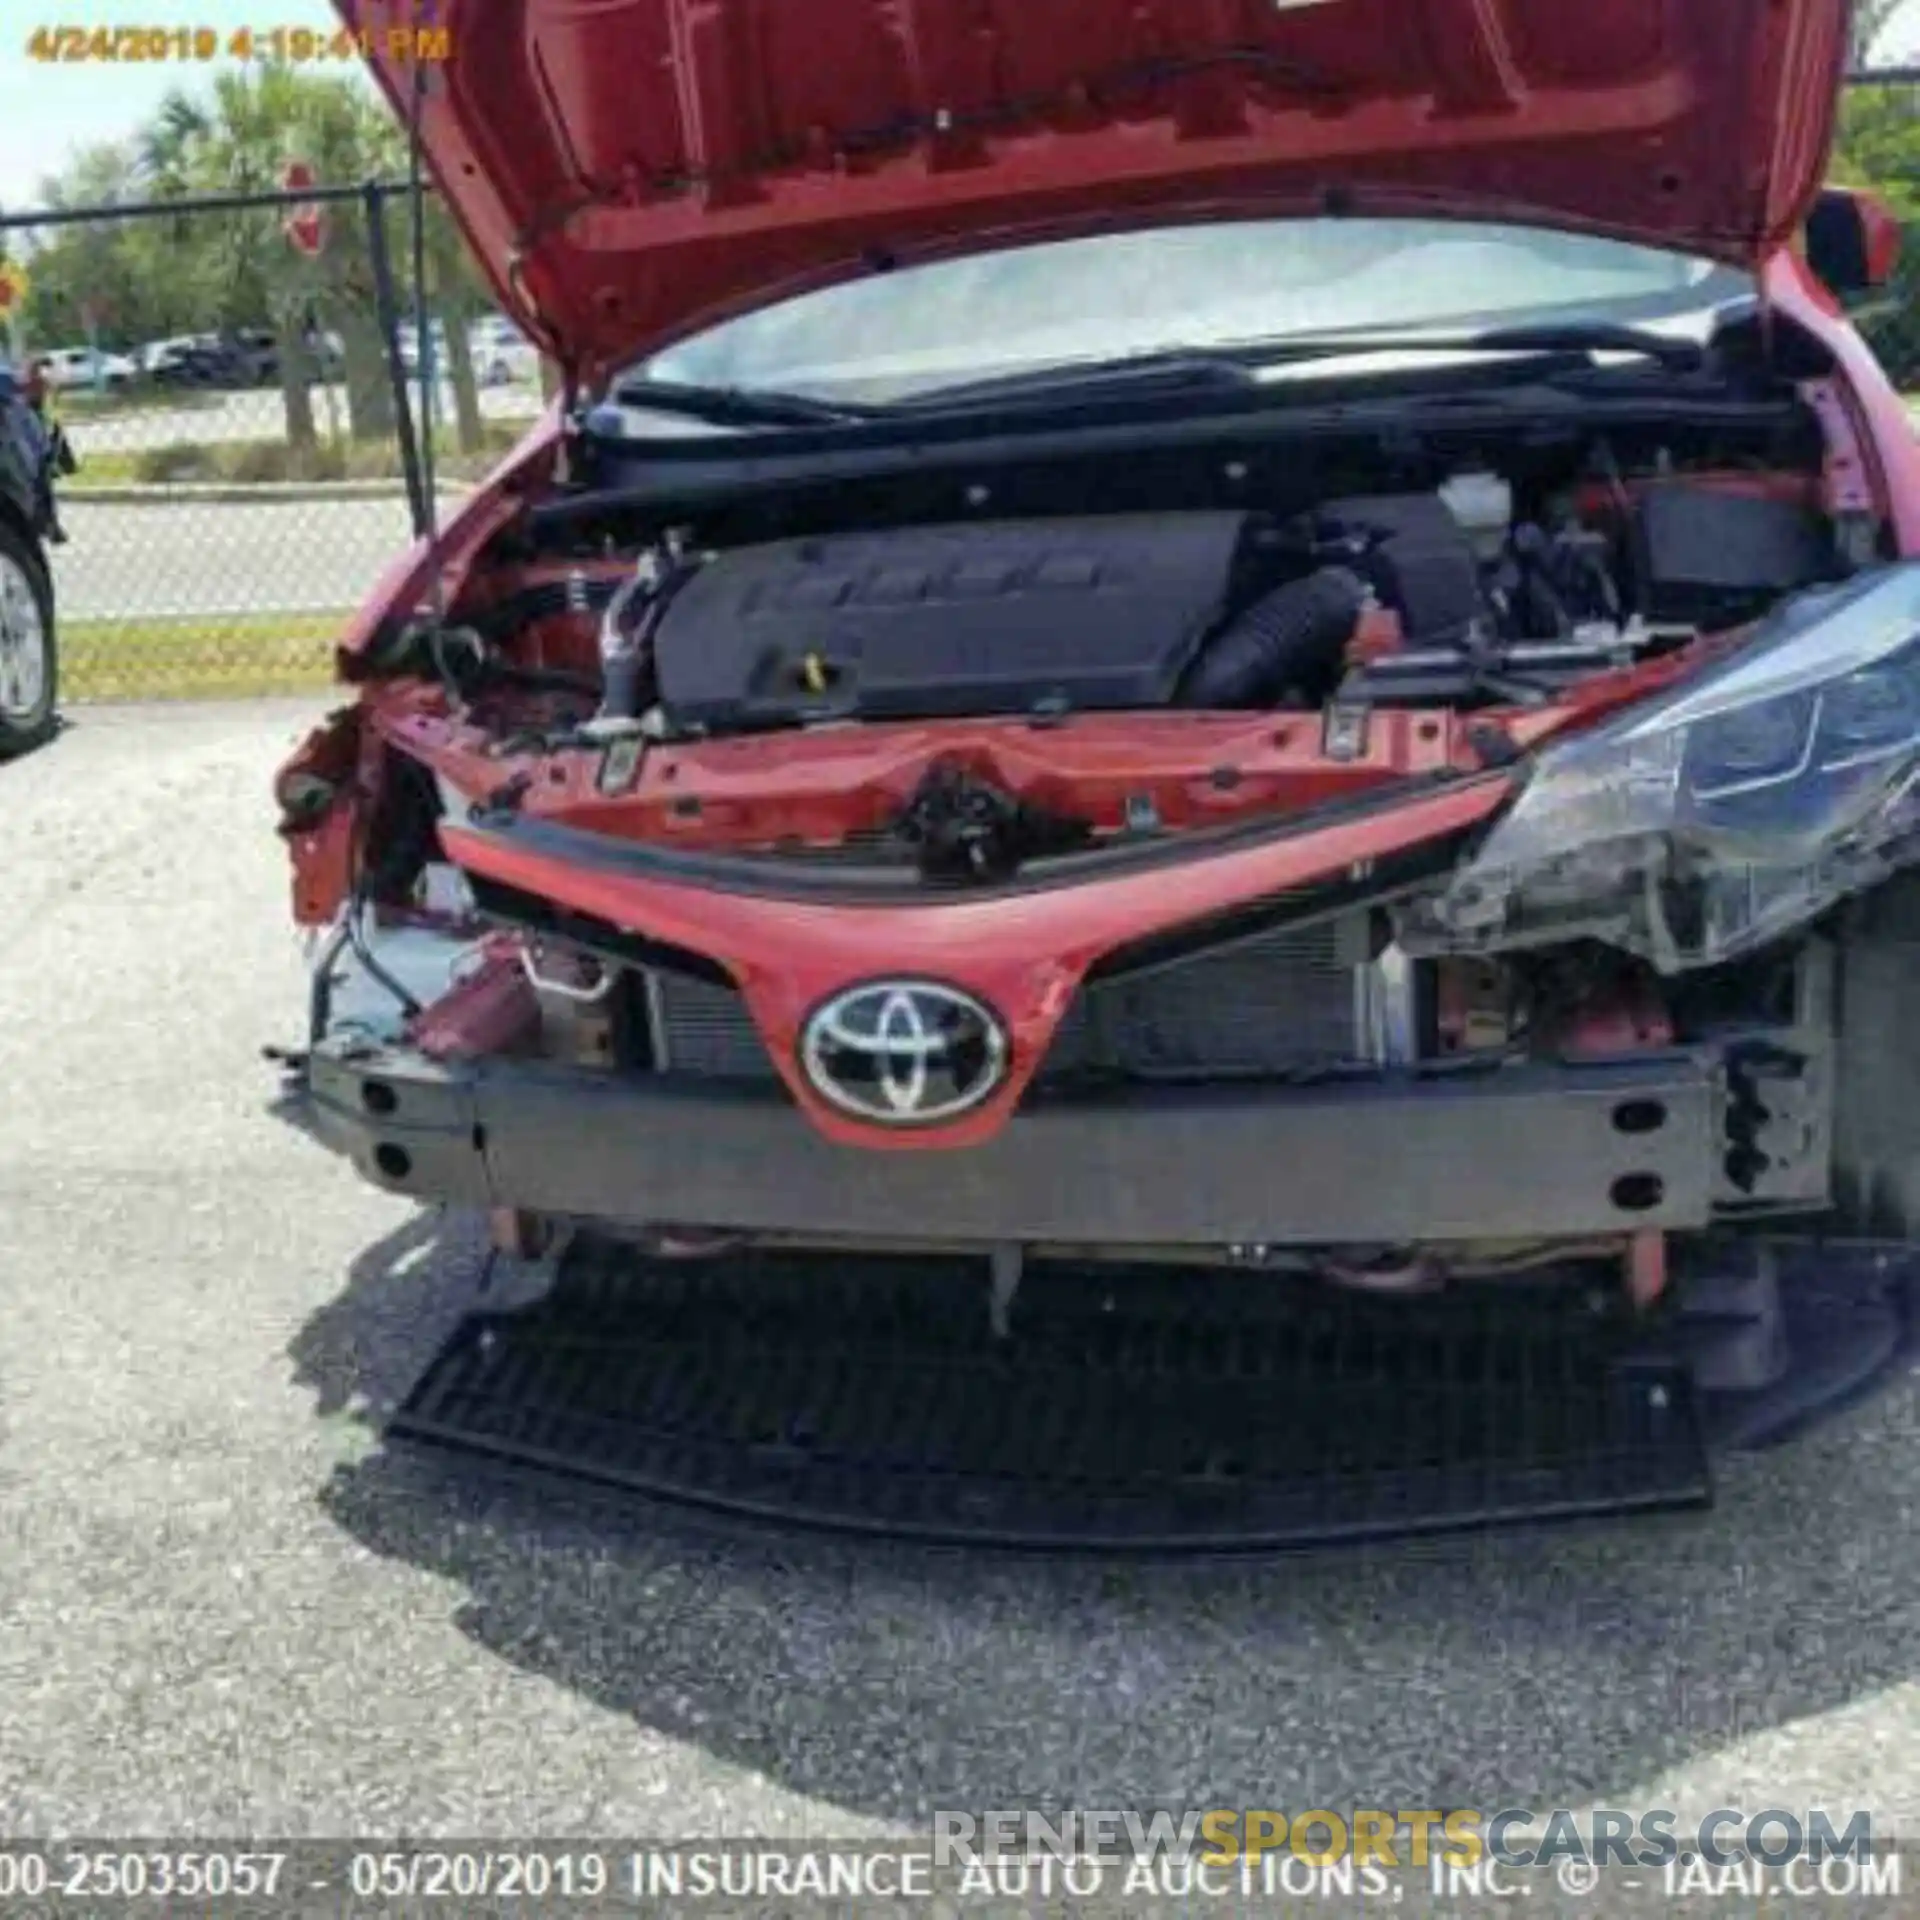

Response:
(633, 218), (1743, 409)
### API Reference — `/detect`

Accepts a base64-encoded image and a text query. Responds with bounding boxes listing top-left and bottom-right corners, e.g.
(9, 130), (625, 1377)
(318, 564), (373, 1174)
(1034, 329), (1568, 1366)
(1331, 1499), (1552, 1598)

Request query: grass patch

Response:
(62, 609), (346, 702)
(72, 421), (537, 488)
(69, 446), (184, 486)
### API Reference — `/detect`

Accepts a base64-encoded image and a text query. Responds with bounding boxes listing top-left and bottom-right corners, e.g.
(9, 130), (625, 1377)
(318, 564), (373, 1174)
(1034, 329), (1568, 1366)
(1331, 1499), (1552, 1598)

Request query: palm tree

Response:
(280, 81), (491, 455)
(339, 85), (493, 456)
(420, 195), (493, 455)
(128, 65), (505, 467)
(283, 81), (403, 445)
(22, 142), (159, 355)
(139, 72), (320, 454)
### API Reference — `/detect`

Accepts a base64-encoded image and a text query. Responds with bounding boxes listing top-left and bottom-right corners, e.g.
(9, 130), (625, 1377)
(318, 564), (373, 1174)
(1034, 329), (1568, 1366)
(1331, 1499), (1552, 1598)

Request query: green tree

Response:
(139, 68), (321, 453)
(1828, 69), (1920, 384)
(1832, 60), (1920, 216)
(21, 59), (507, 459)
(201, 74), (493, 453)
(260, 78), (496, 452)
(0, 208), (20, 357)
(420, 192), (493, 454)
(273, 78), (406, 444)
(19, 142), (178, 354)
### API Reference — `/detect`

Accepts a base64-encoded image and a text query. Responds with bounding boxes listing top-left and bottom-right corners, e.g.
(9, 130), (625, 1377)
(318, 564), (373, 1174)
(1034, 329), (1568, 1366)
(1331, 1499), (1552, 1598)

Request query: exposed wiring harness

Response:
(306, 918), (352, 1047)
(305, 812), (425, 1044)
(345, 906), (424, 1024)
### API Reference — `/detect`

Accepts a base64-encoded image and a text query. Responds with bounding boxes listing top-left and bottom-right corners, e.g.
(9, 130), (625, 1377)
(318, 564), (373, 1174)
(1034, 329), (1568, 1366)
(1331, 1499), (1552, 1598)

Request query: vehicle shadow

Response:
(0, 711), (70, 765)
(295, 1208), (1920, 1821)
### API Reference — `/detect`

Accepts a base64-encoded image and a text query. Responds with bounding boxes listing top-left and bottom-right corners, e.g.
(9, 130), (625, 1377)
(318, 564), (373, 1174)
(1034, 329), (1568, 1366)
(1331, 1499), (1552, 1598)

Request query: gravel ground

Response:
(4, 699), (1920, 1843)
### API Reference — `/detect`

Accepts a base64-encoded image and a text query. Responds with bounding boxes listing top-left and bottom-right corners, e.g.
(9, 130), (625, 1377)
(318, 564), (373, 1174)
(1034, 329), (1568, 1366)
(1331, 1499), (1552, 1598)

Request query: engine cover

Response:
(653, 513), (1251, 730)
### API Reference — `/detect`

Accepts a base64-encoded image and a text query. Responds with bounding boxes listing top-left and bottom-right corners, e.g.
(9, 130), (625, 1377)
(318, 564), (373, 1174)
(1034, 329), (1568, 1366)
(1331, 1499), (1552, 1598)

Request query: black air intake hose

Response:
(1178, 566), (1369, 709)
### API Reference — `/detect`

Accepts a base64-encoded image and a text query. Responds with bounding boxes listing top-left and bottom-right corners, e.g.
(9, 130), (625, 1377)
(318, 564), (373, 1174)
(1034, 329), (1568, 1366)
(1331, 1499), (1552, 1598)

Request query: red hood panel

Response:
(344, 0), (1846, 384)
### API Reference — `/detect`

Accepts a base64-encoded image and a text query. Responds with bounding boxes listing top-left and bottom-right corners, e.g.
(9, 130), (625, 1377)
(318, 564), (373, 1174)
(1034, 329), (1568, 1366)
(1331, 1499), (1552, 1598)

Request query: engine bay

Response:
(632, 474), (1841, 735)
(318, 362), (1881, 900)
(410, 379), (1863, 759)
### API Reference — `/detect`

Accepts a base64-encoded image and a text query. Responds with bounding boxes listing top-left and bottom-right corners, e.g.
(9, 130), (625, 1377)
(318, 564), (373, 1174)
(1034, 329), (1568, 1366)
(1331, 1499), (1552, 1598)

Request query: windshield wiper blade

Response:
(893, 352), (1262, 410)
(900, 322), (1705, 411)
(607, 320), (1704, 428)
(602, 377), (883, 428)
(1192, 320), (1704, 372)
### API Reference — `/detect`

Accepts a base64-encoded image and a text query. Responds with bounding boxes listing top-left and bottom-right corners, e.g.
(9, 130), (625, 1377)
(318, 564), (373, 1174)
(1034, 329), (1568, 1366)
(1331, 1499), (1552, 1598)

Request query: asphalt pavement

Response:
(4, 699), (1920, 1840)
(49, 383), (525, 626)
(49, 495), (414, 623)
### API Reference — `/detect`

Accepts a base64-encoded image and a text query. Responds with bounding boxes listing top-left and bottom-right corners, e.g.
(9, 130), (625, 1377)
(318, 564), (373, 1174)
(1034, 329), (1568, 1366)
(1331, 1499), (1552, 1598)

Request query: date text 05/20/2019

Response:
(26, 24), (452, 65)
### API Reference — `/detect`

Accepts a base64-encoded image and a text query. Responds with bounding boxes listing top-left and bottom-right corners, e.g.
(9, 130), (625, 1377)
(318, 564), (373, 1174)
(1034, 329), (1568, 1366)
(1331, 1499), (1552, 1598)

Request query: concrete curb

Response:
(63, 478), (477, 506)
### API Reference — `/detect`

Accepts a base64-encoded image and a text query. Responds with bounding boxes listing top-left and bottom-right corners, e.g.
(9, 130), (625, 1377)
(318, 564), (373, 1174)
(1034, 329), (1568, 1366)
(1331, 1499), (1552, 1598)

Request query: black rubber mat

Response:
(390, 1239), (1712, 1551)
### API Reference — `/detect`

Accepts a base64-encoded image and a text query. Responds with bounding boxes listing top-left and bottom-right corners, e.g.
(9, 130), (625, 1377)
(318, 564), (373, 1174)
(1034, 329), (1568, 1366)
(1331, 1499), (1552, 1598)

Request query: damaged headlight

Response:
(1401, 566), (1920, 972)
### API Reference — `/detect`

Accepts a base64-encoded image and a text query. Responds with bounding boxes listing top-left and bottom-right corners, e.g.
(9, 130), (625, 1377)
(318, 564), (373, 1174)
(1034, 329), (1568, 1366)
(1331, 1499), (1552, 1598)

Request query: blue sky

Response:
(0, 0), (354, 211)
(4, 0), (1920, 214)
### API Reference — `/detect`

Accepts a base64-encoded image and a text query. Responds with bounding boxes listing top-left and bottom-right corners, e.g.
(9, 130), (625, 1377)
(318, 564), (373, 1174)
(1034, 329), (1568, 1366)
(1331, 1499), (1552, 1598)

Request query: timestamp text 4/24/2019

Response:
(24, 24), (452, 65)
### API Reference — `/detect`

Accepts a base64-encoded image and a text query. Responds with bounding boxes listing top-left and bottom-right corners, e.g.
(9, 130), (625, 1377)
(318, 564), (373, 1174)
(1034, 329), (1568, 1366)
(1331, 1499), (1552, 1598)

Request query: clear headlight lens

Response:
(1402, 566), (1920, 972)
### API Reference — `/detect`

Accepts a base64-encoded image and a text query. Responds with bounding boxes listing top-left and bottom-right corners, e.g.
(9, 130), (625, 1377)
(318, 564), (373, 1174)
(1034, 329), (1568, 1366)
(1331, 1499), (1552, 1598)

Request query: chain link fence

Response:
(0, 178), (549, 702)
(9, 72), (1920, 707)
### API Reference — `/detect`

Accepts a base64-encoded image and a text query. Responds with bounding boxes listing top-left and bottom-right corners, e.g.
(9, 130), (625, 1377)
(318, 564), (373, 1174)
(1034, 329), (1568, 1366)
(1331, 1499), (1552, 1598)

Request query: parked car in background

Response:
(0, 358), (60, 756)
(141, 334), (221, 386)
(469, 314), (536, 385)
(141, 336), (194, 378)
(135, 334), (241, 389)
(225, 328), (279, 387)
(39, 346), (137, 391)
(143, 327), (342, 390)
(390, 317), (530, 386)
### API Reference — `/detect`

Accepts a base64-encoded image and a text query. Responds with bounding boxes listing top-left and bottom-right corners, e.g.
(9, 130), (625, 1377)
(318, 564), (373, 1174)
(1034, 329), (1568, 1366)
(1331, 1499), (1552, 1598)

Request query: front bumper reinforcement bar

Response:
(305, 1043), (1720, 1245)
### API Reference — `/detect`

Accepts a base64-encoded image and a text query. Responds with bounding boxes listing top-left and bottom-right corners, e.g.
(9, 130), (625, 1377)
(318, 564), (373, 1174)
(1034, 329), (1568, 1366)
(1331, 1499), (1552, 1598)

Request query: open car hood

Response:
(344, 0), (1847, 386)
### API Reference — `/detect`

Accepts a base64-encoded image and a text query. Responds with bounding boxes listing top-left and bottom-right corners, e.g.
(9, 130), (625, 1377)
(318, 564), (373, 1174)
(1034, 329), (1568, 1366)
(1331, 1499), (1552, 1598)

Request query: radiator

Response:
(643, 917), (1374, 1086)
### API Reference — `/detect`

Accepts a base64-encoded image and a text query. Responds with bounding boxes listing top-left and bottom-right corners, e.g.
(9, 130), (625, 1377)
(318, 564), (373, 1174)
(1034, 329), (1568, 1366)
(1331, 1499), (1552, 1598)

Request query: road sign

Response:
(282, 157), (327, 257)
(285, 208), (327, 256)
(0, 262), (28, 317)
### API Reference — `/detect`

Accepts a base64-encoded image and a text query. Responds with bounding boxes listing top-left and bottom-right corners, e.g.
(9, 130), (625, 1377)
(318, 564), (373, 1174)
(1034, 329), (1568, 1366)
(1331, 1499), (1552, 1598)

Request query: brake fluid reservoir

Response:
(1439, 471), (1513, 562)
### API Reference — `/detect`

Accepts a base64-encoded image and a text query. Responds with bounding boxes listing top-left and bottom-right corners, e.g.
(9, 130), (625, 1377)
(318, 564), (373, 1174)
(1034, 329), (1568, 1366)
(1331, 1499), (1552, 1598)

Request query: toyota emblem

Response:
(799, 980), (1010, 1125)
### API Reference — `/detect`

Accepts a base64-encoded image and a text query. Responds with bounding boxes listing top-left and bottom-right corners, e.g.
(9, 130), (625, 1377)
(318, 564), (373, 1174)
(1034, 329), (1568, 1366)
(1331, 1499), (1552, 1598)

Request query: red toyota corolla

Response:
(282, 0), (1920, 1505)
